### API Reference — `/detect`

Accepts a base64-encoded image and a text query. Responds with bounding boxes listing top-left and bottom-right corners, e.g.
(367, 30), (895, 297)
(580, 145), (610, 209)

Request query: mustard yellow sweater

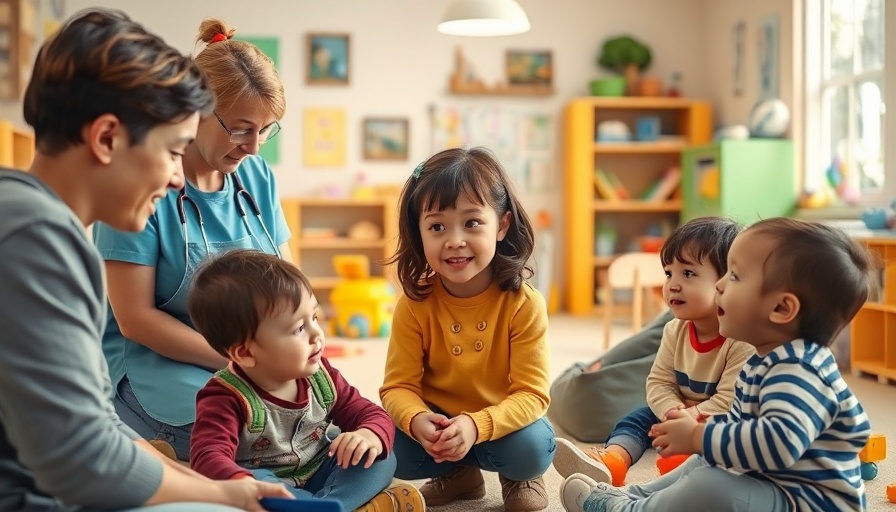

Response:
(379, 278), (550, 443)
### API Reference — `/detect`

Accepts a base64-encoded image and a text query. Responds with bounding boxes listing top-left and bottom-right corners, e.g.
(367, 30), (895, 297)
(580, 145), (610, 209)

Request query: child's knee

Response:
(676, 466), (735, 499)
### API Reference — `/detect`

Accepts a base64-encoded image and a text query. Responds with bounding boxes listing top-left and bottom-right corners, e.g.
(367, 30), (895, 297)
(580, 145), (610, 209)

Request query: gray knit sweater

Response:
(0, 170), (162, 510)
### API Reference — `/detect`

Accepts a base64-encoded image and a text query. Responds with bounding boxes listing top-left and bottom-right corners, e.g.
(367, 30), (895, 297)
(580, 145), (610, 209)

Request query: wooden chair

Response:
(603, 252), (668, 350)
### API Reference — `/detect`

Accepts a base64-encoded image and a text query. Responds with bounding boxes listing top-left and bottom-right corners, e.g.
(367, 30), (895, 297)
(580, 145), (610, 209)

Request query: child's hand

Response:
(650, 409), (703, 456)
(328, 428), (384, 469)
(429, 414), (477, 463)
(679, 406), (703, 421)
(410, 412), (450, 457)
(662, 406), (684, 421)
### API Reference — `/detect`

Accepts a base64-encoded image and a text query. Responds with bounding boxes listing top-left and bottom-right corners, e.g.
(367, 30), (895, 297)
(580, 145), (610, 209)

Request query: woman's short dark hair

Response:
(23, 8), (214, 155)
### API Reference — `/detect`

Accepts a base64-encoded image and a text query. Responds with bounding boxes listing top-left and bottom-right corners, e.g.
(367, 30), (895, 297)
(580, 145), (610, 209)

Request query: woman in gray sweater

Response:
(0, 8), (293, 511)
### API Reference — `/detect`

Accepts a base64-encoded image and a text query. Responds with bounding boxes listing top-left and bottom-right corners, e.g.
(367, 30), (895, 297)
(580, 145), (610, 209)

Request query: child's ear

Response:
(496, 211), (512, 242)
(769, 292), (800, 325)
(227, 341), (257, 368)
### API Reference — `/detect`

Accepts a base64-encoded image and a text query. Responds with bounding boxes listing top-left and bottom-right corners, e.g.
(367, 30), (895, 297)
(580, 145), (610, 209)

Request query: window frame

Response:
(803, 0), (891, 209)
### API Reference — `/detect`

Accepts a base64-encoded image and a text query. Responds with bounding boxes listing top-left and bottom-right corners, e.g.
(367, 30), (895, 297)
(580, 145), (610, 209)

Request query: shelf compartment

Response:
(309, 277), (342, 289)
(593, 200), (681, 212)
(850, 243), (896, 386)
(852, 361), (896, 384)
(594, 141), (687, 154)
(562, 97), (711, 315)
(298, 238), (387, 250)
(449, 83), (554, 96)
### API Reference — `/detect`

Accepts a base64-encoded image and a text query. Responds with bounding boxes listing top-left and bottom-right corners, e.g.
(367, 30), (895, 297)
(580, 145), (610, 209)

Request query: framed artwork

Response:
(731, 20), (745, 96)
(306, 33), (349, 85)
(506, 49), (552, 87)
(362, 117), (409, 161)
(303, 108), (346, 167)
(758, 14), (779, 99)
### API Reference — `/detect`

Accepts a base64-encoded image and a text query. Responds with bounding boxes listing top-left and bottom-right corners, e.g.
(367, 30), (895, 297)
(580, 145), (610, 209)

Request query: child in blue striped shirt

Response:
(561, 217), (874, 512)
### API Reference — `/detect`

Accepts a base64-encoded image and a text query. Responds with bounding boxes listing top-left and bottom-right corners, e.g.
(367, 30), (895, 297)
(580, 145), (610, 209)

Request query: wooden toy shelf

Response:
(852, 236), (896, 384)
(280, 196), (397, 306)
(562, 97), (711, 315)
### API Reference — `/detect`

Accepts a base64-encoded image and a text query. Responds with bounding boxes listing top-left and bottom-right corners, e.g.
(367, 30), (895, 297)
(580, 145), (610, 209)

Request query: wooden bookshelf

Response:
(563, 97), (712, 315)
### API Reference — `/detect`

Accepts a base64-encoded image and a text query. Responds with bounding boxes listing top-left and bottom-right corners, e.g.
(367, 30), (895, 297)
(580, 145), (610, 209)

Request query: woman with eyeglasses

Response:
(93, 17), (292, 462)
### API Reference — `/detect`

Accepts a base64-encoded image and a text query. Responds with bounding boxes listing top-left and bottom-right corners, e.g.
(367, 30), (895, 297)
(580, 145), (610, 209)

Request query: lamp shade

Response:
(438, 0), (531, 37)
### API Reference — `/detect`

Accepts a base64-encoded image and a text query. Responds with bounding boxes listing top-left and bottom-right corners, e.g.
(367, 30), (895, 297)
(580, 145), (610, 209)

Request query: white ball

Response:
(749, 98), (790, 138)
(714, 124), (750, 141)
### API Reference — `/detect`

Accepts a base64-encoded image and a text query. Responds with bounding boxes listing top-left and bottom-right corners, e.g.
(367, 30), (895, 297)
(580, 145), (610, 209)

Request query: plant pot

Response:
(590, 76), (626, 97)
(637, 77), (663, 97)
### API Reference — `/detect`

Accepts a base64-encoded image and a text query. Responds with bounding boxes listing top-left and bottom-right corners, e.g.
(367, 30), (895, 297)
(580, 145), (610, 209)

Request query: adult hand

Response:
(329, 428), (383, 469)
(216, 478), (293, 511)
(429, 414), (477, 463)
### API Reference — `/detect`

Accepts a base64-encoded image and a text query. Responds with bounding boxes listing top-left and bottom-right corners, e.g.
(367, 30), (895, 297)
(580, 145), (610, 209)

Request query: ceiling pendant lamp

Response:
(438, 0), (531, 37)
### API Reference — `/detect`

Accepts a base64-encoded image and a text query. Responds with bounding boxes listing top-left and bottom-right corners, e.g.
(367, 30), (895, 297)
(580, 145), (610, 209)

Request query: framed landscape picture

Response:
(362, 117), (408, 161)
(506, 49), (552, 87)
(306, 33), (349, 85)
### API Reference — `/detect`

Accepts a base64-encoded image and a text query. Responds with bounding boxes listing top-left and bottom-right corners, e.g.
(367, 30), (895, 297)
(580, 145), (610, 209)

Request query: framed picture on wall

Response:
(506, 49), (552, 87)
(306, 33), (349, 85)
(362, 117), (409, 161)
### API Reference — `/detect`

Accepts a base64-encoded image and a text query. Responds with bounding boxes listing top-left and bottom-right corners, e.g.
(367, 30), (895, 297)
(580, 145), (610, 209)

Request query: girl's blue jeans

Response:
(393, 414), (555, 481)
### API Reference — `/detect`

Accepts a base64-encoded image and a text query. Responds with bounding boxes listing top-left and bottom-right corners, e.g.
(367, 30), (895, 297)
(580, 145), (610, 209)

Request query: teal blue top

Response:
(93, 155), (290, 425)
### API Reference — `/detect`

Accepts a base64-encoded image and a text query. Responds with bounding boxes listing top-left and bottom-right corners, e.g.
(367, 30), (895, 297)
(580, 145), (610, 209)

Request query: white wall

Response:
(699, 0), (794, 129)
(53, 0), (705, 198)
(27, 0), (706, 292)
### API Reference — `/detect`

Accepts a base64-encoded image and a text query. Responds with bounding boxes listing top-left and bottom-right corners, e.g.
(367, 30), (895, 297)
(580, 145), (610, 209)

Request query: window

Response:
(805, 0), (885, 204)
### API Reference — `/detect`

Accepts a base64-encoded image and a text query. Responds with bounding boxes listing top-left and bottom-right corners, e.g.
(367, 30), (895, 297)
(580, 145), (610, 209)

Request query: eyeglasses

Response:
(213, 111), (281, 145)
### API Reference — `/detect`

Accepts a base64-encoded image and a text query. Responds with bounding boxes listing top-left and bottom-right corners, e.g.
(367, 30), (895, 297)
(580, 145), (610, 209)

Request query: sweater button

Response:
(451, 323), (461, 333)
(477, 321), (487, 331)
(474, 340), (483, 351)
(452, 344), (462, 355)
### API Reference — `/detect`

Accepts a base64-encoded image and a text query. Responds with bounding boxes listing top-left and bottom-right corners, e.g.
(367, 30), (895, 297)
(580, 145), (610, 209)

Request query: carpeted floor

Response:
(331, 314), (896, 511)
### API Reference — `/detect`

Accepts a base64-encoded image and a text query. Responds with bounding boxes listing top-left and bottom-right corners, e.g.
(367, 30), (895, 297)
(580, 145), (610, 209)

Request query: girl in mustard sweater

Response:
(380, 147), (554, 512)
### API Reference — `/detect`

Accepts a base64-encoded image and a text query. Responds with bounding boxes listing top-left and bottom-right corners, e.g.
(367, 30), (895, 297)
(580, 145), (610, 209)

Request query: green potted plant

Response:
(591, 35), (652, 96)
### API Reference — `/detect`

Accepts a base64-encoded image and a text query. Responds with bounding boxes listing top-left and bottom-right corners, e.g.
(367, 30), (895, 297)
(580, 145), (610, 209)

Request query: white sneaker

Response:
(560, 473), (598, 511)
(553, 438), (612, 484)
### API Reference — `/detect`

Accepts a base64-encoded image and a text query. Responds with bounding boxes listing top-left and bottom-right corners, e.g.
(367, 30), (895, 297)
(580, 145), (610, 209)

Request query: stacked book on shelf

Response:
(593, 168), (628, 200)
(594, 166), (680, 202)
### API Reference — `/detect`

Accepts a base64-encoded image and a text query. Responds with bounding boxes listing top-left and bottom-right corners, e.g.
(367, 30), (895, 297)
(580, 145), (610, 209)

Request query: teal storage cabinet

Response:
(681, 140), (795, 224)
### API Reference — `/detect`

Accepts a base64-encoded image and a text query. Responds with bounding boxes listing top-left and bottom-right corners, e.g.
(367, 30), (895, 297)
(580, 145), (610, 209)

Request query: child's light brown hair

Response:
(188, 249), (313, 357)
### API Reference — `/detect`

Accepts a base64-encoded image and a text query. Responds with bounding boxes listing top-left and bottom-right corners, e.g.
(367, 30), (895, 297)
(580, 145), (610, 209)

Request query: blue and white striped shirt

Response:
(703, 339), (870, 511)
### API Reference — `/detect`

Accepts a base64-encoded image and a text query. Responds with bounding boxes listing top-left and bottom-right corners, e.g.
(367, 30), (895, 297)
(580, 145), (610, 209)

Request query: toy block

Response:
(887, 484), (896, 504)
(656, 453), (690, 476)
(859, 433), (887, 463)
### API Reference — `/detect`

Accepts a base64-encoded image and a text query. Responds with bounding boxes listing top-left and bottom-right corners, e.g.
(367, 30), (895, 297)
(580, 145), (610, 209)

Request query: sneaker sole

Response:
(559, 474), (598, 512)
(553, 438), (612, 484)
